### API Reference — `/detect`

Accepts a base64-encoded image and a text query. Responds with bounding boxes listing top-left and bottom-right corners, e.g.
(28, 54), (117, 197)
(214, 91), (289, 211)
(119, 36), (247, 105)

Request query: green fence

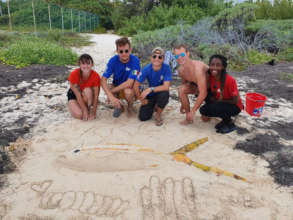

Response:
(0, 0), (99, 33)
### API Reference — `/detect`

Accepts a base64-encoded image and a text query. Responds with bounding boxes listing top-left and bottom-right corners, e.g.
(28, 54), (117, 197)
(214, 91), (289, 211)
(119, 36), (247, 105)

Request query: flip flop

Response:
(113, 108), (121, 118)
(155, 118), (163, 126)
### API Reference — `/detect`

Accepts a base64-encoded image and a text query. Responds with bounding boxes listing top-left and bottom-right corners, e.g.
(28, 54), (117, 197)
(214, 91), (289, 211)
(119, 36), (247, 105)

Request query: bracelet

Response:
(151, 87), (155, 92)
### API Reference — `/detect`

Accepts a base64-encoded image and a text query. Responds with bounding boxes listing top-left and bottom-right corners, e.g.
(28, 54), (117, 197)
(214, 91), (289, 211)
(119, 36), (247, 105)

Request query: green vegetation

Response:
(0, 38), (78, 68)
(0, 30), (92, 68)
(280, 72), (293, 81)
(278, 48), (293, 61)
(246, 50), (277, 65)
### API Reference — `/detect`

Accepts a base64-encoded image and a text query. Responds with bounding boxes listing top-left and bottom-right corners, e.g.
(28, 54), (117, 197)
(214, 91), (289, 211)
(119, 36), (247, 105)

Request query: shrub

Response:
(278, 48), (293, 61)
(247, 49), (277, 65)
(118, 4), (205, 36)
(212, 3), (257, 32)
(0, 38), (78, 68)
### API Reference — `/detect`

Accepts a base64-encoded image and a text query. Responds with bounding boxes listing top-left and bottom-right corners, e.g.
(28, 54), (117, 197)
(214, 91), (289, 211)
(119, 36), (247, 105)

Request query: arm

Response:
(191, 76), (207, 113)
(70, 83), (89, 120)
(111, 78), (135, 93)
(101, 76), (121, 108)
(89, 86), (100, 120)
(140, 81), (171, 99)
(133, 80), (142, 100)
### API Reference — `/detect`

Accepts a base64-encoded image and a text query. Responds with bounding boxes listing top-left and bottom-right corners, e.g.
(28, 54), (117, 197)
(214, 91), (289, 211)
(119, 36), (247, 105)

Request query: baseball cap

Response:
(152, 47), (165, 55)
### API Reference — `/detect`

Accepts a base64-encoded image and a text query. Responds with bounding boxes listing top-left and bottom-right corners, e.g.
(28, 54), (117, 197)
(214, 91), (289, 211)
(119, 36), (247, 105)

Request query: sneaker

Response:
(215, 120), (225, 130)
(113, 108), (121, 118)
(216, 123), (236, 134)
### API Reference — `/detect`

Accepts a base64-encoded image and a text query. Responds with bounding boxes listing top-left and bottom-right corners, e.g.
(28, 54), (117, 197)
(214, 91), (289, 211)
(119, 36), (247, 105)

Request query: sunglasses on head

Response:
(152, 54), (163, 60)
(119, 49), (129, 54)
(174, 53), (186, 59)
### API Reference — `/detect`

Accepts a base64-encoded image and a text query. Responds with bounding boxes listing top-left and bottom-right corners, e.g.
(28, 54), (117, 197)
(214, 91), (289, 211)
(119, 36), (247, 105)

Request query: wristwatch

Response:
(151, 87), (155, 92)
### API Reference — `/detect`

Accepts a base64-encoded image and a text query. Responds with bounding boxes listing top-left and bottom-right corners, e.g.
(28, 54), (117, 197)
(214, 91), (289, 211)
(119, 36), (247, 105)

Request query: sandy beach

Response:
(0, 34), (293, 220)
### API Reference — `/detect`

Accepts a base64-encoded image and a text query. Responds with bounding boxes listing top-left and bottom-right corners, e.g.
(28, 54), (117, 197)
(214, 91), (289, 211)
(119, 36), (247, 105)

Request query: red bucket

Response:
(245, 93), (266, 116)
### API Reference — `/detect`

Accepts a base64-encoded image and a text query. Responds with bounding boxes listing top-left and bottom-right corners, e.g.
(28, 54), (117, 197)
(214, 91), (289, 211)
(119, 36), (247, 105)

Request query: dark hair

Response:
(78, 54), (94, 78)
(78, 53), (94, 65)
(208, 54), (227, 93)
(115, 37), (131, 50)
(173, 44), (189, 52)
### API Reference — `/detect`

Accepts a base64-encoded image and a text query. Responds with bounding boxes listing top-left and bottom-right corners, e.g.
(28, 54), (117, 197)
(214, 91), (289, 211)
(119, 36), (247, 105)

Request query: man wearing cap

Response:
(101, 37), (140, 117)
(134, 47), (172, 126)
(173, 44), (209, 125)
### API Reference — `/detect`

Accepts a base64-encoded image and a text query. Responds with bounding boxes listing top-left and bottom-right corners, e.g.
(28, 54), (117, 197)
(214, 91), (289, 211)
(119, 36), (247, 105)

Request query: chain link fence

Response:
(0, 0), (99, 34)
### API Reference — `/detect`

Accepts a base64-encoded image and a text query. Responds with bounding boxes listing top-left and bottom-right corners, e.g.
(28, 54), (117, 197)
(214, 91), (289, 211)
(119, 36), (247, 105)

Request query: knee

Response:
(178, 85), (187, 98)
(123, 88), (134, 98)
(157, 92), (169, 108)
(138, 113), (151, 121)
(199, 104), (208, 115)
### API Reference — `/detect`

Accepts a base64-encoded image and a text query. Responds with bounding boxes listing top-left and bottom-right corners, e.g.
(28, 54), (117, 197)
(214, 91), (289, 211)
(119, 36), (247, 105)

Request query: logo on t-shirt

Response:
(126, 67), (131, 71)
(160, 75), (164, 81)
(132, 70), (139, 76)
(137, 71), (142, 79)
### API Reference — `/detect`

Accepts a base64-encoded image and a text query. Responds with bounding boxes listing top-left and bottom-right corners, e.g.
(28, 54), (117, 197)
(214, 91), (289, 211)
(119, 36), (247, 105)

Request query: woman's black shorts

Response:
(67, 88), (76, 101)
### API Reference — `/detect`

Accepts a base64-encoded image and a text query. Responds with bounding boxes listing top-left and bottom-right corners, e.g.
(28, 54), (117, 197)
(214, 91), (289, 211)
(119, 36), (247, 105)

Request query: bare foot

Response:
(201, 115), (211, 122)
(180, 119), (193, 125)
(127, 106), (135, 117)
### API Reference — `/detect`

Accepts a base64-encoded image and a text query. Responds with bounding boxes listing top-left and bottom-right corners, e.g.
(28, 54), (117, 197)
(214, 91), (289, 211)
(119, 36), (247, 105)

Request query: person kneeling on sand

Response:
(200, 54), (243, 134)
(101, 37), (140, 118)
(134, 47), (172, 126)
(67, 54), (100, 121)
(174, 44), (209, 125)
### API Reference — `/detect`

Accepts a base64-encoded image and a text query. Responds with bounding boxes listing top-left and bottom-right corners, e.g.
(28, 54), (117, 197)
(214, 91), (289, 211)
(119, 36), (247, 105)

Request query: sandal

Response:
(155, 118), (163, 126)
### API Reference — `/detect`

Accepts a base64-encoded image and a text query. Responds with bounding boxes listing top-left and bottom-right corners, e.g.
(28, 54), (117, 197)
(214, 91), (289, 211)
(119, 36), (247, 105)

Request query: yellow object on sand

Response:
(171, 137), (208, 155)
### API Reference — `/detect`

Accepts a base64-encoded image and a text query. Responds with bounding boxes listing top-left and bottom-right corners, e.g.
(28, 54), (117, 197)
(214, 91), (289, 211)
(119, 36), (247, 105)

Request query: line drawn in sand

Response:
(140, 176), (198, 220)
(30, 180), (129, 219)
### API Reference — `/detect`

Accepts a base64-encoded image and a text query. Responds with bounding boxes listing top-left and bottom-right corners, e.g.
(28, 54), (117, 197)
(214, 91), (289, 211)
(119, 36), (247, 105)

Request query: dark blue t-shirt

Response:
(103, 54), (140, 86)
(137, 63), (172, 96)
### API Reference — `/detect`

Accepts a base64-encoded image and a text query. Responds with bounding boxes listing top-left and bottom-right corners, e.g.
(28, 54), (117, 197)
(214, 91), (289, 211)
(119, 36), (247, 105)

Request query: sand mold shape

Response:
(56, 145), (170, 172)
(30, 180), (129, 219)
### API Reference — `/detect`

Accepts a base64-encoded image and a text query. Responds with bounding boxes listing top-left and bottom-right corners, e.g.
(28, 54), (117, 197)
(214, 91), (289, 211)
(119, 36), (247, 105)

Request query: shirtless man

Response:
(173, 44), (209, 125)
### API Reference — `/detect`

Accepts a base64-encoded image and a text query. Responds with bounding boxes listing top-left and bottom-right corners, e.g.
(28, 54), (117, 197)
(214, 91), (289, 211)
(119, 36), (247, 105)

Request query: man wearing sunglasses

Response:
(101, 37), (140, 117)
(173, 44), (209, 125)
(134, 47), (172, 126)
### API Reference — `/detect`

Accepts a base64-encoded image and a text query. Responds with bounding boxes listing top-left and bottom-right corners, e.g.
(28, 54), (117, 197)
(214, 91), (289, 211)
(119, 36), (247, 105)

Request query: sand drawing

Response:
(140, 176), (198, 220)
(56, 139), (246, 182)
(30, 180), (129, 219)
(18, 214), (54, 220)
(0, 204), (9, 220)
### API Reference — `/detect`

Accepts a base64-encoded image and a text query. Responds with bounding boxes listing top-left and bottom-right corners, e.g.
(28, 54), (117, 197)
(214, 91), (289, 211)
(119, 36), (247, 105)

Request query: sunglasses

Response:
(174, 53), (186, 59)
(119, 49), (129, 54)
(152, 55), (163, 60)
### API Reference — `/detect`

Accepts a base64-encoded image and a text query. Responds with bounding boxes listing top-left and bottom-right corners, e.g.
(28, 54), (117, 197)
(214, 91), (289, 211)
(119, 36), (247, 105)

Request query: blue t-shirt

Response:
(137, 63), (172, 96)
(103, 54), (140, 86)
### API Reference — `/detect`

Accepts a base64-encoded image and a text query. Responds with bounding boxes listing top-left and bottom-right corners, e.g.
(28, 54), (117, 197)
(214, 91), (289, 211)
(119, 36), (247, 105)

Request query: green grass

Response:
(247, 50), (277, 65)
(280, 72), (293, 82)
(0, 38), (78, 68)
(278, 48), (293, 61)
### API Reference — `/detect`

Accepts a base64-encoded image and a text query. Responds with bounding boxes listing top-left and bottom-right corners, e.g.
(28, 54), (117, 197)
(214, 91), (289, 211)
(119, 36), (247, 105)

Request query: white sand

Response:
(1, 34), (293, 220)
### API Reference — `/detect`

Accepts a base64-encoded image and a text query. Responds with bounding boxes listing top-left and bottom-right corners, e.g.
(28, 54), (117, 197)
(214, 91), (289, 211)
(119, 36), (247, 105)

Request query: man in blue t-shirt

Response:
(134, 47), (172, 126)
(101, 37), (140, 117)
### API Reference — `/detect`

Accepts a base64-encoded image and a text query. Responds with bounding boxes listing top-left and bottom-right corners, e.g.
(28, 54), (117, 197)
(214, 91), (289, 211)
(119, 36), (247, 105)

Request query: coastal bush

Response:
(118, 4), (205, 35)
(246, 49), (277, 65)
(212, 3), (257, 32)
(0, 38), (78, 68)
(278, 48), (293, 61)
